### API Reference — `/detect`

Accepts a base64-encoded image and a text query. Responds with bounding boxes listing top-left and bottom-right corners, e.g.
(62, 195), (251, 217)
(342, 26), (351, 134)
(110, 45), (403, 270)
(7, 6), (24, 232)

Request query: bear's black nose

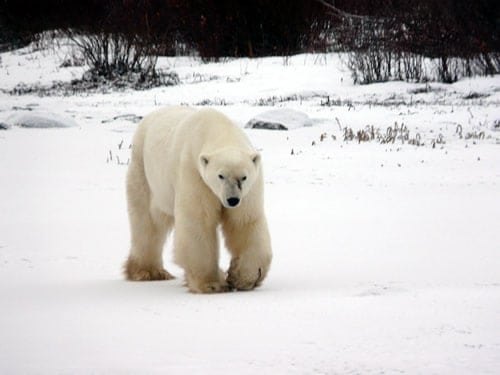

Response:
(227, 197), (240, 207)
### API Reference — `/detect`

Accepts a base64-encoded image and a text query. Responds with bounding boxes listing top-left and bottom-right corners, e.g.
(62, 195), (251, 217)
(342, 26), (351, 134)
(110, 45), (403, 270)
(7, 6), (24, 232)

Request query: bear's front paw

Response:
(186, 270), (231, 294)
(189, 280), (232, 294)
(227, 255), (269, 291)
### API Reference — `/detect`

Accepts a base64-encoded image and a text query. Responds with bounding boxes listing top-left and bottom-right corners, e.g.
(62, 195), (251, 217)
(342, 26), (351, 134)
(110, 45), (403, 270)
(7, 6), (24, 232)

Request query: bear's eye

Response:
(218, 174), (224, 180)
(242, 176), (247, 181)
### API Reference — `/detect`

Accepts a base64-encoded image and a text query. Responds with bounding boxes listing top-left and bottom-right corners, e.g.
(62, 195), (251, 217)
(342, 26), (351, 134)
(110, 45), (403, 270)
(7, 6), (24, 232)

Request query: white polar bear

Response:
(124, 106), (272, 293)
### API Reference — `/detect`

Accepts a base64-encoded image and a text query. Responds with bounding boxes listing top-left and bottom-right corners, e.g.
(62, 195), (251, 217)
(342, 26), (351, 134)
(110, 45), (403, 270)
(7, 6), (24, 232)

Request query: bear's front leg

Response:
(173, 211), (230, 294)
(223, 217), (272, 291)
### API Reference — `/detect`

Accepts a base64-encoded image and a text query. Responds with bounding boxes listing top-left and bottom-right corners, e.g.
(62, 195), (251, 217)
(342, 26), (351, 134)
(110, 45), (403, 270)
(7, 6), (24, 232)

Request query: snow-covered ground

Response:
(1, 42), (499, 374)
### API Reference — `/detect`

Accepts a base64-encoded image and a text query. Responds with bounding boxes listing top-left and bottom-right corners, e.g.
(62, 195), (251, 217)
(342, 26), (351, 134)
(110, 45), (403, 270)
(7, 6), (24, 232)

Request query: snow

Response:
(1, 41), (500, 374)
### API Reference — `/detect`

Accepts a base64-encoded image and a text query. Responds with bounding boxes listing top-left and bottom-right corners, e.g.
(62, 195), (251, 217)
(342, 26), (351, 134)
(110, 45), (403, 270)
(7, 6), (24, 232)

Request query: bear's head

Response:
(199, 147), (260, 208)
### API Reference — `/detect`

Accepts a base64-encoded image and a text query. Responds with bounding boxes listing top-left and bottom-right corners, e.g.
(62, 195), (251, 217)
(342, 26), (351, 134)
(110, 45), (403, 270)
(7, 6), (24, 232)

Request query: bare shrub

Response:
(475, 53), (500, 76)
(433, 57), (460, 84)
(66, 31), (159, 79)
(319, 0), (500, 84)
(346, 49), (393, 84)
(397, 53), (426, 82)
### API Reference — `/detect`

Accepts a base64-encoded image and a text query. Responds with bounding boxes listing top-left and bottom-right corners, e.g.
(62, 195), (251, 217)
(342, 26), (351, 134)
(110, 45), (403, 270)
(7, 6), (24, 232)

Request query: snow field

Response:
(1, 42), (499, 374)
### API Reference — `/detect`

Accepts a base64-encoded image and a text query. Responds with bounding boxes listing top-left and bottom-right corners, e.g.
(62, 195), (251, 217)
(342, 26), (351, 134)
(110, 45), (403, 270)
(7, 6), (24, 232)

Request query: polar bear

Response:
(124, 106), (272, 293)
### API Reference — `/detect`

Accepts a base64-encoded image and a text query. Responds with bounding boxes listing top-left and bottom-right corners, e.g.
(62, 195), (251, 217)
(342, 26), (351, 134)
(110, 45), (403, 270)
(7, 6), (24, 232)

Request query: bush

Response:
(66, 31), (160, 79)
(58, 0), (178, 89)
(1, 0), (498, 84)
(397, 53), (425, 82)
(346, 49), (393, 84)
(0, 0), (332, 59)
(325, 0), (499, 84)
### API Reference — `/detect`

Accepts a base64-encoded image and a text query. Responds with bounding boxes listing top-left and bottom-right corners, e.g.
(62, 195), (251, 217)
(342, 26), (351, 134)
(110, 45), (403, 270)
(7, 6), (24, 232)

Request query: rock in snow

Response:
(5, 111), (79, 129)
(245, 108), (313, 130)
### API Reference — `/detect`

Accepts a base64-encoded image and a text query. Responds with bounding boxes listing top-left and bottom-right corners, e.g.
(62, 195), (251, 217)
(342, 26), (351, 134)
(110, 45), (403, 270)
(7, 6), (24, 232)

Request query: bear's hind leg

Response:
(124, 160), (174, 281)
(125, 210), (174, 281)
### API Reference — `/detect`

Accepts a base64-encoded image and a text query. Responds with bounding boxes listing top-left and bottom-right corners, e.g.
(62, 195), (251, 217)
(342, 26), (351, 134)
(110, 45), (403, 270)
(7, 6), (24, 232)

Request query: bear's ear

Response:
(251, 152), (260, 165)
(200, 155), (209, 167)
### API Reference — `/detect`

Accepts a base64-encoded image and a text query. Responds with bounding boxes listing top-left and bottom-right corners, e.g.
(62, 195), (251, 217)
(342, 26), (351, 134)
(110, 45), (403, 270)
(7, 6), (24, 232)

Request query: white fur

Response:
(124, 106), (272, 293)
